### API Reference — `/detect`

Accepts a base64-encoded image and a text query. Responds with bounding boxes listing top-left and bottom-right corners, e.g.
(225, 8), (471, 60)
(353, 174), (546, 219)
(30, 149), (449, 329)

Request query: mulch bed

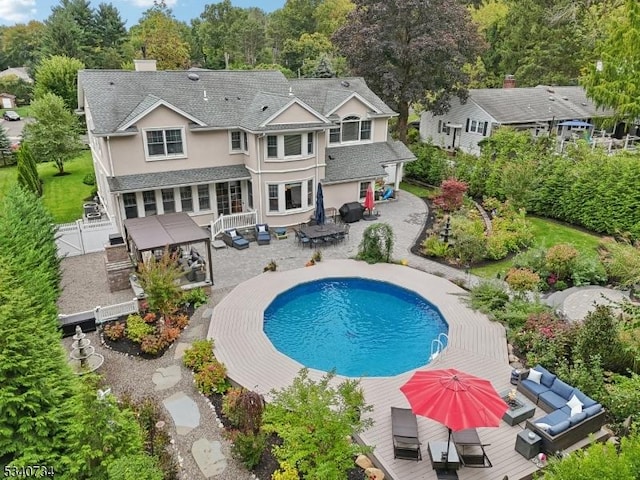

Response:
(101, 304), (196, 359)
(208, 392), (366, 479)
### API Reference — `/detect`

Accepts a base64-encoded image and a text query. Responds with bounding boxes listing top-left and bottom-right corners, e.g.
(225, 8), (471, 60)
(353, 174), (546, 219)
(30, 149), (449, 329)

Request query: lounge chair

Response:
(452, 429), (492, 468)
(255, 224), (271, 245)
(391, 407), (422, 461)
(222, 229), (249, 250)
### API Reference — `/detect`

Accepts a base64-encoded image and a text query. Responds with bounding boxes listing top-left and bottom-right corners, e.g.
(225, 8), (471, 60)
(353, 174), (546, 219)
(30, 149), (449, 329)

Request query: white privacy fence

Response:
(56, 218), (118, 258)
(58, 298), (139, 331)
(210, 210), (257, 239)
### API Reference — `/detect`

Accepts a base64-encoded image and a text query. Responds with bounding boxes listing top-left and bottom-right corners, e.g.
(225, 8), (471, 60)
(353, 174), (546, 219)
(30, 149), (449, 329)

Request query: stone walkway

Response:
(545, 285), (630, 322)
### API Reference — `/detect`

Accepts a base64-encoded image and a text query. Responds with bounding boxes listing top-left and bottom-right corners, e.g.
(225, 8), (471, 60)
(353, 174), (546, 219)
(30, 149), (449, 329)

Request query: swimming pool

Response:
(263, 278), (448, 377)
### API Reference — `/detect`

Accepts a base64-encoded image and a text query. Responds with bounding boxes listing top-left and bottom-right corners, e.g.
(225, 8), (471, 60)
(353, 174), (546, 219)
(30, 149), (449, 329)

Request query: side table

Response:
(515, 429), (541, 460)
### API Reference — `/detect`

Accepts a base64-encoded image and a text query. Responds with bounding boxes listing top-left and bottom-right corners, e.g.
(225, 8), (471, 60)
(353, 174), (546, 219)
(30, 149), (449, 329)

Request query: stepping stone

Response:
(163, 391), (200, 435)
(152, 365), (182, 391)
(184, 324), (205, 339)
(173, 342), (190, 360)
(191, 438), (227, 477)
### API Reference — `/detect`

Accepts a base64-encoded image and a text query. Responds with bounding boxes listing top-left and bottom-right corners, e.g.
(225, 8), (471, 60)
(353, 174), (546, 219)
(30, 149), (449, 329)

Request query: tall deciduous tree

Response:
(23, 93), (82, 175)
(16, 143), (42, 196)
(34, 55), (85, 110)
(129, 2), (190, 70)
(0, 21), (45, 70)
(580, 0), (640, 123)
(333, 0), (484, 143)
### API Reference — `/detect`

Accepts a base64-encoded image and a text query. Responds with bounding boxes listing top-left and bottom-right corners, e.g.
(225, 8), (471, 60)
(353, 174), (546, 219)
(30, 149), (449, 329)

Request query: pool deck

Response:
(208, 259), (549, 480)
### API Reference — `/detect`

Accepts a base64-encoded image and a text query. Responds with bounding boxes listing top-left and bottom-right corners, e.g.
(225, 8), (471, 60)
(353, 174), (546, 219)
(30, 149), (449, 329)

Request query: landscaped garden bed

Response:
(182, 340), (371, 479)
(101, 250), (209, 358)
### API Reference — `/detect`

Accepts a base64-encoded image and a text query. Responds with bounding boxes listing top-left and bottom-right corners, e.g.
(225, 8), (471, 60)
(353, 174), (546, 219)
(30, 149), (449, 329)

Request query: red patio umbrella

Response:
(363, 183), (375, 216)
(400, 368), (508, 467)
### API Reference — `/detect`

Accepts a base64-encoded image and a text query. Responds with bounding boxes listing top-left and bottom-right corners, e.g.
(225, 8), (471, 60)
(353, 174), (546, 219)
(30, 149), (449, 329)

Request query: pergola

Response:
(123, 213), (213, 285)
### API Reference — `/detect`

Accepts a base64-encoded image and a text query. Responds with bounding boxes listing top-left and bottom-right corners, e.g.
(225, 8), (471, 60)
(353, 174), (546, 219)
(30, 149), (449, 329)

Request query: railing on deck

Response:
(210, 210), (258, 239)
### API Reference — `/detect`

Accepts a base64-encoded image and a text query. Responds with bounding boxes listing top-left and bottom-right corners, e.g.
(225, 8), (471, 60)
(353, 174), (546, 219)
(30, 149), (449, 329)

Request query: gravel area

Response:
(61, 303), (254, 480)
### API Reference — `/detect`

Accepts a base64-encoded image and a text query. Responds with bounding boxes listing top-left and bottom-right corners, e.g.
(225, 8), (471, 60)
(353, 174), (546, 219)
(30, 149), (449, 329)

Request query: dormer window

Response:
(329, 116), (372, 144)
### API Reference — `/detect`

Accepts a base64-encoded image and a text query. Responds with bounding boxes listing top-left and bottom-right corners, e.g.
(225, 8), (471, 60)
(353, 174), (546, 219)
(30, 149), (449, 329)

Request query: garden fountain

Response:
(439, 216), (452, 244)
(68, 325), (104, 374)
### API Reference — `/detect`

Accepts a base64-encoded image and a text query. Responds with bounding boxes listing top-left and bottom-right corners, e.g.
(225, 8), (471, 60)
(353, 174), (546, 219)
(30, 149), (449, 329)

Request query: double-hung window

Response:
(145, 128), (184, 159)
(467, 119), (487, 135)
(359, 181), (369, 199)
(142, 190), (157, 216)
(307, 133), (314, 154)
(197, 185), (210, 210)
(123, 193), (138, 219)
(162, 188), (175, 213)
(268, 185), (279, 212)
(267, 135), (278, 158)
(180, 186), (193, 212)
(230, 130), (249, 152)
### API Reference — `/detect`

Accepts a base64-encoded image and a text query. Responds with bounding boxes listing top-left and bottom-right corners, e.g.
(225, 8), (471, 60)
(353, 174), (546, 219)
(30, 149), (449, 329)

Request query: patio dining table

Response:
(300, 223), (344, 240)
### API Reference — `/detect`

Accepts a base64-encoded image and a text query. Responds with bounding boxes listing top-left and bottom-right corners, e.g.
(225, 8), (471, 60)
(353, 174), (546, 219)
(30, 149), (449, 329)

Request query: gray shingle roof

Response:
(78, 70), (394, 135)
(107, 164), (250, 192)
(290, 77), (395, 116)
(324, 141), (415, 183)
(470, 86), (612, 124)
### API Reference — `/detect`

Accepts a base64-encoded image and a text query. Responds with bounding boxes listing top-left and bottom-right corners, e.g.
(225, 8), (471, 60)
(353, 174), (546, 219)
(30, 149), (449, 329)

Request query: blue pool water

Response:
(263, 278), (448, 377)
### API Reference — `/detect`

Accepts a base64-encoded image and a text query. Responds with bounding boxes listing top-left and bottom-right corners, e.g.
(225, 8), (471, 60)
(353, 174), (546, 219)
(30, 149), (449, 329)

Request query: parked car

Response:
(3, 111), (20, 121)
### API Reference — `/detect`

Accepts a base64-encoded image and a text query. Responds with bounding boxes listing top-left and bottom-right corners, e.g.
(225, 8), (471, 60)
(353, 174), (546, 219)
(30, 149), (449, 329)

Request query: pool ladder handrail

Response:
(430, 333), (449, 361)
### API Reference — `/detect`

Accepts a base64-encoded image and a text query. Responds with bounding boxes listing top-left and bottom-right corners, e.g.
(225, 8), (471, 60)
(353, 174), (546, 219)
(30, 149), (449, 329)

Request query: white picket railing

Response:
(210, 210), (258, 239)
(95, 298), (139, 324)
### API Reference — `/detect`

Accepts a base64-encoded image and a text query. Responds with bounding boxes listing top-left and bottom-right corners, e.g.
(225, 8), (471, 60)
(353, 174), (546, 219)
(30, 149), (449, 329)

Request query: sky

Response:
(0, 0), (286, 27)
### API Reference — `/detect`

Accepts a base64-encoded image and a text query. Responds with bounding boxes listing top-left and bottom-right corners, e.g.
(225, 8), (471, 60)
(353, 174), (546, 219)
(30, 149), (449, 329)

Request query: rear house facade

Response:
(78, 61), (414, 234)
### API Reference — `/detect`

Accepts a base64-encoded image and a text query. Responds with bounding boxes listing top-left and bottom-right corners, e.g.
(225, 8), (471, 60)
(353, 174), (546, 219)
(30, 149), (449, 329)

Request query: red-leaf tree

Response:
(433, 178), (468, 212)
(333, 0), (484, 144)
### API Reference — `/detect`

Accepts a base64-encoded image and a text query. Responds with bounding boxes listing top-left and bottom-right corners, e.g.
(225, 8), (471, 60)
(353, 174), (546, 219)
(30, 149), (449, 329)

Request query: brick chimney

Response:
(503, 74), (516, 88)
(134, 59), (157, 72)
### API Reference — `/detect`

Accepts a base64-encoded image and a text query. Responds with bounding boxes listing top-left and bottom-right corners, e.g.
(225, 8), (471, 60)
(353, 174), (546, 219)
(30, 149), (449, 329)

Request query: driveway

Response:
(1, 116), (30, 147)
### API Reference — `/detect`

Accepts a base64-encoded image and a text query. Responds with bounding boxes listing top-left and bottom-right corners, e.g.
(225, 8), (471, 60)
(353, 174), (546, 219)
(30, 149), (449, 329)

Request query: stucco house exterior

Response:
(77, 60), (414, 235)
(420, 83), (611, 155)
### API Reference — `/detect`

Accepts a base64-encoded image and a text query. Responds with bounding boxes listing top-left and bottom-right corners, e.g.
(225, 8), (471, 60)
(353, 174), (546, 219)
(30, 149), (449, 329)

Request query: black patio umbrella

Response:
(314, 182), (325, 225)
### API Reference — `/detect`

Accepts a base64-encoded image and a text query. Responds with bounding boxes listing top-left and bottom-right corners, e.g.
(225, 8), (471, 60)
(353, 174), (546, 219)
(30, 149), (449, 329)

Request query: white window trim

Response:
(328, 114), (374, 145)
(264, 133), (316, 162)
(468, 120), (486, 134)
(229, 130), (249, 154)
(265, 177), (315, 215)
(142, 126), (187, 161)
(195, 184), (213, 213)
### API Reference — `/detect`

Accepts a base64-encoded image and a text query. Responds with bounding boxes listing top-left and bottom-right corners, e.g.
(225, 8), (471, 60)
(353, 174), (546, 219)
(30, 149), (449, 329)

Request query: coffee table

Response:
(427, 441), (460, 471)
(501, 389), (536, 426)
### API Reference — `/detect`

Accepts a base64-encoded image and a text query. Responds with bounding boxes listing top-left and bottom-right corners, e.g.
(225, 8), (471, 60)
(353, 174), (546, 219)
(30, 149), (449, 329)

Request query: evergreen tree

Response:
(93, 3), (130, 69)
(16, 143), (42, 197)
(0, 125), (14, 167)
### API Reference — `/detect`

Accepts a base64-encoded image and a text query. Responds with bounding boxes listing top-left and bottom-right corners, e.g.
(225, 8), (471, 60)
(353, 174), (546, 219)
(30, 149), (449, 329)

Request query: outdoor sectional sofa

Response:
(518, 365), (606, 453)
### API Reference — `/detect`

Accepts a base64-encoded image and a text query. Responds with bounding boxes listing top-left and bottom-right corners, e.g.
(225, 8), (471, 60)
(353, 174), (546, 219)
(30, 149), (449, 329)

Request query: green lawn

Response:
(400, 181), (438, 199)
(472, 216), (603, 278)
(0, 150), (94, 223)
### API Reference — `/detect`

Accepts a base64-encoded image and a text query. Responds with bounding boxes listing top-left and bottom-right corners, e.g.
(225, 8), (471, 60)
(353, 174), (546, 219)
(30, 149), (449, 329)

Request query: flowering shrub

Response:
(183, 339), (215, 372)
(545, 244), (579, 280)
(505, 268), (541, 293)
(126, 314), (155, 343)
(104, 321), (125, 341)
(160, 326), (180, 345)
(140, 334), (165, 355)
(509, 312), (577, 368)
(194, 360), (229, 395)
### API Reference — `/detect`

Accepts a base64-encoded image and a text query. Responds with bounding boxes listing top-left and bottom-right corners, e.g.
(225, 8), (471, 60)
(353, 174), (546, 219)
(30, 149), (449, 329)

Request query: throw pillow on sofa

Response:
(528, 368), (543, 384)
(567, 394), (583, 415)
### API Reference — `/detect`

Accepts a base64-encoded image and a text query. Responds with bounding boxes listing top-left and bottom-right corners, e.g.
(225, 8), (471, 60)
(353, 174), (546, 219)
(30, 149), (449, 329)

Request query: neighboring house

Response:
(0, 67), (33, 84)
(0, 93), (16, 109)
(420, 80), (612, 155)
(77, 60), (414, 234)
